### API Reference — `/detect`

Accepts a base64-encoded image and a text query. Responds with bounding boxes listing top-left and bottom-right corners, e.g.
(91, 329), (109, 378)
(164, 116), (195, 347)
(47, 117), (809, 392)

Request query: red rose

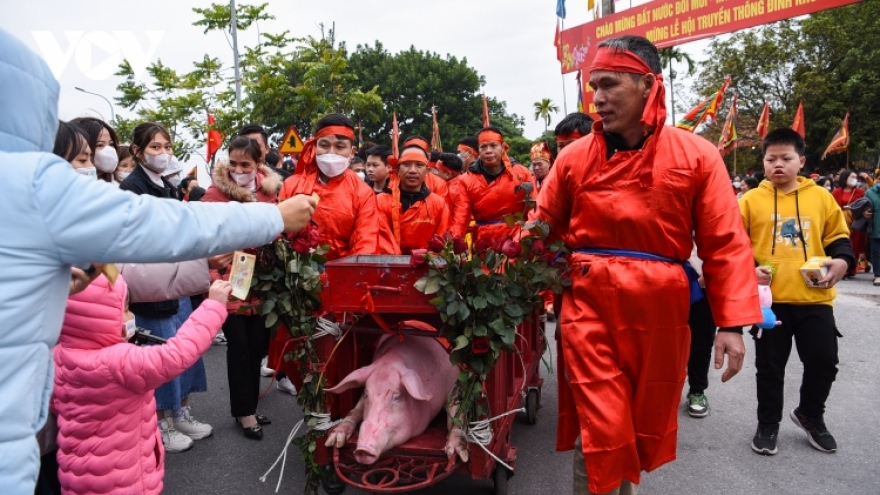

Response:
(427, 234), (446, 253)
(530, 240), (545, 256)
(492, 238), (506, 254)
(452, 236), (468, 255)
(474, 238), (493, 255)
(471, 337), (490, 355)
(501, 239), (522, 259)
(410, 249), (429, 267)
(291, 237), (310, 254)
(307, 226), (321, 249)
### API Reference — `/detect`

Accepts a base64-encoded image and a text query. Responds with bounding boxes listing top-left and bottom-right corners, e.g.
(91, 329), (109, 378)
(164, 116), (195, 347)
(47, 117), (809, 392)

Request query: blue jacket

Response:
(0, 28), (285, 494)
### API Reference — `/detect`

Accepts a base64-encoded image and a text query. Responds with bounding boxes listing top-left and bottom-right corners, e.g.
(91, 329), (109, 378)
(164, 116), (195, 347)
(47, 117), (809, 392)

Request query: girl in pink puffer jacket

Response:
(52, 276), (231, 495)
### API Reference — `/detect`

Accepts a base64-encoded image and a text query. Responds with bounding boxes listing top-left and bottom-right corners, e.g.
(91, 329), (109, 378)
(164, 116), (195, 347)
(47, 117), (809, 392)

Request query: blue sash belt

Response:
(474, 219), (505, 226)
(574, 248), (702, 304)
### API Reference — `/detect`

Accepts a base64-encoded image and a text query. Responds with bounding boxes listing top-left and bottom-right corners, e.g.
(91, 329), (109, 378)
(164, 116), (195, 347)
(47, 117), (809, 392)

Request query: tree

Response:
(348, 42), (526, 149)
(533, 98), (559, 133)
(659, 47), (696, 122)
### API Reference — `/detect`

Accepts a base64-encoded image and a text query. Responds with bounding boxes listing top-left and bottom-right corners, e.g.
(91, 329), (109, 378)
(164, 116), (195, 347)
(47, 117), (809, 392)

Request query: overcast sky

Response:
(3, 0), (707, 148)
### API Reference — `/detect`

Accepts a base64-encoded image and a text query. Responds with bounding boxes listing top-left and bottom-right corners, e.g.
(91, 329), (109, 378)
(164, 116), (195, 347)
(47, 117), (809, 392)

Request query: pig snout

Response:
(353, 446), (380, 465)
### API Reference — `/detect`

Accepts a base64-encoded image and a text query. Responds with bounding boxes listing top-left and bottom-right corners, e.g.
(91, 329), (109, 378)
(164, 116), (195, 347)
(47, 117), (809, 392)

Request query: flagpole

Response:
(734, 145), (737, 176)
(560, 18), (568, 115)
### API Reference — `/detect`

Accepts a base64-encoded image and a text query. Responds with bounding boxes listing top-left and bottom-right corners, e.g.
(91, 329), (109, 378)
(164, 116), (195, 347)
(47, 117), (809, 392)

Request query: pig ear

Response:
(400, 371), (432, 402)
(325, 365), (374, 394)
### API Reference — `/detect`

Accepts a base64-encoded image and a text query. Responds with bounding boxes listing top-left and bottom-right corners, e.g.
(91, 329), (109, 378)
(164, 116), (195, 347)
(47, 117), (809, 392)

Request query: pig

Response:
(324, 334), (468, 465)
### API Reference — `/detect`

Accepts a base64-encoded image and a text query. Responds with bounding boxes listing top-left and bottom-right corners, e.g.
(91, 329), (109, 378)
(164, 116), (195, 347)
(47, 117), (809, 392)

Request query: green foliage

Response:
(533, 98), (559, 132)
(192, 2), (273, 33)
(348, 42), (526, 148)
(692, 2), (880, 168)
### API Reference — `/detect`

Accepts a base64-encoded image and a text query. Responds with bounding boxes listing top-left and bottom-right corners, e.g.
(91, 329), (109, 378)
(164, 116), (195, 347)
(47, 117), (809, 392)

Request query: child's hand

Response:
(818, 259), (849, 288)
(756, 266), (772, 286)
(208, 280), (232, 302)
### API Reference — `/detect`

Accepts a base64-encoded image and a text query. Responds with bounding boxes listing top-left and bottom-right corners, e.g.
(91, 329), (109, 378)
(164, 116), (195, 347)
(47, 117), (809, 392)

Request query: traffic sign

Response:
(279, 126), (304, 153)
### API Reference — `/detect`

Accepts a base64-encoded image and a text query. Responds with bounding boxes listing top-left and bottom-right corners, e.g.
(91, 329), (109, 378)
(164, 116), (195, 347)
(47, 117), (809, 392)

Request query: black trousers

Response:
(225, 314), (271, 418)
(687, 295), (717, 395)
(751, 304), (840, 424)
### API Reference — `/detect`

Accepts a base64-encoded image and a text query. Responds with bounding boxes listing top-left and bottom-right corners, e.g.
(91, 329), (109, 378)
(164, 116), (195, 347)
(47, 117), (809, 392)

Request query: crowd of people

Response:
(0, 26), (868, 495)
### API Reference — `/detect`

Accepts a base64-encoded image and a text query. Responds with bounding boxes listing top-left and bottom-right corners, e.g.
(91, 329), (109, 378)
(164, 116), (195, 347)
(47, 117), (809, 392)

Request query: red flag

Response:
(482, 93), (490, 127)
(206, 114), (223, 163)
(554, 21), (562, 62)
(391, 112), (400, 159)
(791, 101), (805, 139)
(822, 112), (850, 160)
(717, 92), (739, 155)
(756, 101), (771, 139)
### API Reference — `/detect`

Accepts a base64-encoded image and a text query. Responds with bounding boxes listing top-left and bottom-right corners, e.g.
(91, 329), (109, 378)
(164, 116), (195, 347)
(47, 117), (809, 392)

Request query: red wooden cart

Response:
(309, 255), (546, 495)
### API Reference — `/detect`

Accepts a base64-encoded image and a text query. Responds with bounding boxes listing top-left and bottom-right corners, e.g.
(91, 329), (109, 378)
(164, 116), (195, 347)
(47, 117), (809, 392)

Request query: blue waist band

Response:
(574, 248), (703, 304)
(475, 219), (505, 226)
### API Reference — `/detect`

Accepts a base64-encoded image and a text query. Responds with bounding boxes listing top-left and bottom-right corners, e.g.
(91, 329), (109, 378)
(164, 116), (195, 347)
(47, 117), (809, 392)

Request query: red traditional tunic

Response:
(535, 123), (761, 493)
(377, 187), (449, 254)
(449, 161), (532, 242)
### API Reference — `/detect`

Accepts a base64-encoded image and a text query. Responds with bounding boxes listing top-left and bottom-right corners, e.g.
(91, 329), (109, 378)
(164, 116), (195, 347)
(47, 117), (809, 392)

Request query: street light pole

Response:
(230, 0), (242, 110)
(74, 87), (115, 122)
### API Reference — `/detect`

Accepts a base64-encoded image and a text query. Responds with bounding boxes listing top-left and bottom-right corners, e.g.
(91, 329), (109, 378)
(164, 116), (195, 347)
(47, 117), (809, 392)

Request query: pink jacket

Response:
(52, 275), (226, 495)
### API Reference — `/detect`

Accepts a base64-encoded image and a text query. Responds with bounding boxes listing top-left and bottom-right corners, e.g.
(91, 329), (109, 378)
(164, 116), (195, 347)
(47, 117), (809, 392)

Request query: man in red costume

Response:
(554, 112), (593, 151)
(529, 141), (553, 194)
(401, 136), (448, 201)
(377, 148), (449, 254)
(449, 127), (533, 242)
(534, 36), (761, 494)
(279, 114), (380, 260)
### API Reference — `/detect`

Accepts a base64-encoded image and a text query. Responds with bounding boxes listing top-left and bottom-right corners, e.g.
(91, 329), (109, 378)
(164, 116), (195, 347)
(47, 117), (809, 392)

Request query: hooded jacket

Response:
(866, 184), (880, 239)
(52, 276), (226, 495)
(202, 162), (282, 314)
(740, 178), (853, 305)
(0, 27), (283, 494)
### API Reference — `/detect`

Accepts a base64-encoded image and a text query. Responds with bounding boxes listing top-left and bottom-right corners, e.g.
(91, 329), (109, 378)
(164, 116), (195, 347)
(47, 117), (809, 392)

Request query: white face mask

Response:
(94, 146), (119, 173)
(166, 173), (183, 187)
(124, 317), (137, 341)
(825, 186), (833, 191)
(230, 170), (256, 187)
(732, 181), (742, 189)
(144, 153), (172, 173)
(76, 167), (97, 179)
(847, 178), (858, 187)
(316, 153), (350, 178)
(356, 171), (366, 181)
(116, 171), (131, 182)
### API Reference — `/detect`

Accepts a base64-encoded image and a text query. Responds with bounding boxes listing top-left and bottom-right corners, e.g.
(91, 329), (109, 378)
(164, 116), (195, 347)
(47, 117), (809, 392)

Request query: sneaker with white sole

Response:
(213, 331), (227, 345)
(790, 408), (837, 453)
(751, 422), (779, 455)
(686, 393), (709, 418)
(277, 376), (297, 395)
(260, 356), (275, 377)
(160, 417), (193, 453)
(173, 406), (213, 440)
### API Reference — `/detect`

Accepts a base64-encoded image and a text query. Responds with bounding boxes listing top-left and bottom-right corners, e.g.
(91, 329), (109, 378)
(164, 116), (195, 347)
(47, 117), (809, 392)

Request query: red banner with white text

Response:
(560, 0), (861, 74)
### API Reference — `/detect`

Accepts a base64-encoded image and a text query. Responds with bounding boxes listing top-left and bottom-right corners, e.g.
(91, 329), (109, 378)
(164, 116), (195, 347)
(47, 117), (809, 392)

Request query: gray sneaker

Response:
(173, 406), (213, 440)
(686, 393), (709, 418)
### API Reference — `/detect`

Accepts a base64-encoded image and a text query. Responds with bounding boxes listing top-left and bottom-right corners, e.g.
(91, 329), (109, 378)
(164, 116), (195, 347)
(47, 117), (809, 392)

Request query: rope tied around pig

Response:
(450, 407), (525, 473)
(260, 412), (342, 493)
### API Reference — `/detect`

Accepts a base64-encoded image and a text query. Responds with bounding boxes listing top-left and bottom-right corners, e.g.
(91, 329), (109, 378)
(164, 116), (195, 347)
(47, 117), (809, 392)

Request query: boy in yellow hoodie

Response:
(740, 128), (854, 456)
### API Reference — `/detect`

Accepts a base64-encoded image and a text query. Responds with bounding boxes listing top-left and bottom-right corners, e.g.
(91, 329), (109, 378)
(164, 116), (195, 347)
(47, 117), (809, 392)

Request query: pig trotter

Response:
(445, 427), (469, 462)
(325, 417), (358, 448)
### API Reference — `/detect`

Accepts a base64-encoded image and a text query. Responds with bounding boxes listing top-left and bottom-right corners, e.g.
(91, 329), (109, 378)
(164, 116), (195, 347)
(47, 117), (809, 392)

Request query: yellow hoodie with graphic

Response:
(739, 177), (849, 306)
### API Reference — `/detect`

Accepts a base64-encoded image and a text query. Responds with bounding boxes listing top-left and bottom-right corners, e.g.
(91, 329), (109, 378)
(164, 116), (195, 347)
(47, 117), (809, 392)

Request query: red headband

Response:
(403, 138), (430, 155)
(556, 131), (586, 143)
(457, 144), (477, 155)
(316, 125), (356, 140)
(436, 161), (461, 177)
(590, 47), (666, 187)
(398, 148), (428, 165)
(478, 130), (504, 145)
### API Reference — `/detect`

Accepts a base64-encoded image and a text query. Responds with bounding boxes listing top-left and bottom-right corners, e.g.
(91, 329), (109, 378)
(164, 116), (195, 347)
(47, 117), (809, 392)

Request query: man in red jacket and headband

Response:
(449, 126), (533, 242)
(534, 35), (761, 494)
(377, 147), (449, 254)
(554, 111), (594, 151)
(279, 114), (380, 259)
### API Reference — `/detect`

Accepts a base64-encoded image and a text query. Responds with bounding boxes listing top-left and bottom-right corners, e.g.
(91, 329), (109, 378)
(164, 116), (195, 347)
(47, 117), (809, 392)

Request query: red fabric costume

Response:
(377, 191), (448, 254)
(449, 131), (533, 242)
(535, 47), (761, 493)
(278, 127), (380, 260)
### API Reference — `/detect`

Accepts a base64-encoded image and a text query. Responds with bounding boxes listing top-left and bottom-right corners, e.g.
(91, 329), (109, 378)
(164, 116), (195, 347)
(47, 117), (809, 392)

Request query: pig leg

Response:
(444, 401), (469, 462)
(324, 395), (366, 448)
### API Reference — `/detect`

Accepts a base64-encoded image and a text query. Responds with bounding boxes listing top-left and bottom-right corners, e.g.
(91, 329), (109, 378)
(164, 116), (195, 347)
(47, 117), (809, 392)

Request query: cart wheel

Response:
(321, 465), (346, 495)
(493, 465), (510, 495)
(525, 388), (540, 425)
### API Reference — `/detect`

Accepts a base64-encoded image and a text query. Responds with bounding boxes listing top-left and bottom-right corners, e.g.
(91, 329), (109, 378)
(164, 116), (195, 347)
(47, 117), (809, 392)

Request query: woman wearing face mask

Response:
(201, 137), (283, 439)
(52, 121), (93, 174)
(115, 145), (136, 184)
(71, 117), (120, 184)
(119, 122), (214, 453)
(832, 170), (866, 278)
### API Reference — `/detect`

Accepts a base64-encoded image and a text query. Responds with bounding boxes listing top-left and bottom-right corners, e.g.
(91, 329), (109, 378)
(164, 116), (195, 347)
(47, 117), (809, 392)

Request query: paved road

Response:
(165, 277), (880, 494)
